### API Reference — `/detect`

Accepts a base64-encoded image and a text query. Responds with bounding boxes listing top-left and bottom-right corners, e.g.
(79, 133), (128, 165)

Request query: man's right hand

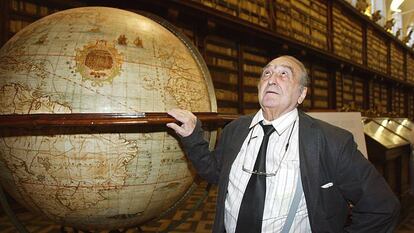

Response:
(166, 109), (197, 137)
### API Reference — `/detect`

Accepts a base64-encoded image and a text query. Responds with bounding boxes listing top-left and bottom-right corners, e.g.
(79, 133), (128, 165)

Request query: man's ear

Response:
(297, 87), (307, 104)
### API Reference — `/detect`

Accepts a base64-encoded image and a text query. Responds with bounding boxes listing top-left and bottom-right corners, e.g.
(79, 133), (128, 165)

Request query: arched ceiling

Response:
(400, 0), (414, 33)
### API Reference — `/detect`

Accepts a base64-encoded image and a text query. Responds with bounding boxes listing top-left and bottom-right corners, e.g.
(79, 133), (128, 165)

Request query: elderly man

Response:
(167, 55), (400, 233)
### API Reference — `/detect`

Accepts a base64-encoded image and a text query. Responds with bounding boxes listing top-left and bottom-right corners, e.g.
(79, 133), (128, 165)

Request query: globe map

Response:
(0, 7), (216, 229)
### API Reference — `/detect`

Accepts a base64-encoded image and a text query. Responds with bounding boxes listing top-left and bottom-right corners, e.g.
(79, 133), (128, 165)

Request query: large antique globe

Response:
(0, 7), (216, 230)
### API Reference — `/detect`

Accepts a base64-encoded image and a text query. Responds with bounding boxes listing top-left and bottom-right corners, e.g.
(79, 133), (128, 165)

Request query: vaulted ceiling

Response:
(400, 0), (414, 35)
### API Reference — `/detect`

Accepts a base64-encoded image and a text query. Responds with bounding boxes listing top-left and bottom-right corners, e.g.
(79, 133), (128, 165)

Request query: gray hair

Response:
(278, 55), (309, 88)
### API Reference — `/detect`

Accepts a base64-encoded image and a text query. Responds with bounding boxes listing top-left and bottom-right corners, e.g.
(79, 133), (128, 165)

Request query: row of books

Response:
(390, 43), (405, 80)
(392, 89), (406, 116)
(369, 82), (389, 114)
(196, 0), (268, 27)
(332, 3), (363, 64)
(10, 0), (54, 17)
(241, 46), (267, 113)
(312, 66), (329, 108)
(191, 0), (414, 86)
(409, 95), (414, 120)
(4, 0), (60, 42)
(407, 54), (414, 84)
(367, 29), (388, 74)
(205, 37), (240, 114)
(275, 0), (328, 50)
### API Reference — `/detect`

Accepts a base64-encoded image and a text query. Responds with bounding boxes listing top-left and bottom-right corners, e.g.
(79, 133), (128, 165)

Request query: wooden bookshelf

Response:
(274, 0), (328, 50)
(369, 80), (378, 111)
(407, 53), (414, 84)
(335, 71), (343, 109)
(311, 64), (329, 108)
(367, 28), (388, 74)
(380, 85), (388, 113)
(409, 93), (414, 120)
(391, 88), (406, 116)
(343, 75), (354, 107)
(1, 0), (84, 44)
(336, 72), (365, 110)
(239, 0), (269, 28)
(176, 25), (197, 46)
(205, 35), (240, 114)
(354, 77), (364, 109)
(6, 0), (61, 38)
(0, 1), (6, 45)
(332, 2), (363, 64)
(369, 80), (390, 114)
(193, 0), (269, 28)
(241, 45), (268, 114)
(1, 0), (414, 120)
(390, 43), (405, 80)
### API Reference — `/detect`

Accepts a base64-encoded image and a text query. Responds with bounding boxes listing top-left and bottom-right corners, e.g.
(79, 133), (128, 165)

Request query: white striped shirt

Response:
(224, 108), (311, 233)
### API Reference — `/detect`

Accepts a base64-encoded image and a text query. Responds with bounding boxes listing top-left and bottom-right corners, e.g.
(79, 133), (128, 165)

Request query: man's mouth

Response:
(265, 90), (278, 95)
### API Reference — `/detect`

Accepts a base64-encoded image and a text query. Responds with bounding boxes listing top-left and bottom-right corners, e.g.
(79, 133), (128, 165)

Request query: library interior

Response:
(0, 0), (414, 232)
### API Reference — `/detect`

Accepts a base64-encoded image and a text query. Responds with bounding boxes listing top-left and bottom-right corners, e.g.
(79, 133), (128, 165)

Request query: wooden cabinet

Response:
(367, 28), (388, 74)
(241, 45), (268, 114)
(336, 72), (365, 110)
(192, 0), (269, 28)
(407, 53), (414, 84)
(369, 80), (389, 114)
(409, 94), (414, 120)
(311, 64), (330, 108)
(390, 43), (405, 80)
(0, 0), (414, 120)
(391, 88), (407, 116)
(205, 36), (240, 114)
(274, 0), (328, 50)
(332, 2), (363, 64)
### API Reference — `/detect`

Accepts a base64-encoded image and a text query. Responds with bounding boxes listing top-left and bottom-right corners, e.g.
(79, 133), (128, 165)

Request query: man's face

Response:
(258, 56), (307, 116)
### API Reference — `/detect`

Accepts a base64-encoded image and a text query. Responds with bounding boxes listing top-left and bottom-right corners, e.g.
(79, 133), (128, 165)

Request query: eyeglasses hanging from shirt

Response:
(241, 120), (297, 177)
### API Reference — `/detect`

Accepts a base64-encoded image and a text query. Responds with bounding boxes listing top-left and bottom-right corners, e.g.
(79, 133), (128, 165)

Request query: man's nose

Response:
(268, 72), (281, 85)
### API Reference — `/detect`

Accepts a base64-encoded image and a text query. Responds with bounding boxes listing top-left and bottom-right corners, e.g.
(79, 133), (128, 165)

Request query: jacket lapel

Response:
(215, 116), (253, 233)
(298, 111), (321, 225)
(226, 116), (252, 167)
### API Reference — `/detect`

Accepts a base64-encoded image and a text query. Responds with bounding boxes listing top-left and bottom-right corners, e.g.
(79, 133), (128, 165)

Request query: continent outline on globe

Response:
(0, 6), (217, 230)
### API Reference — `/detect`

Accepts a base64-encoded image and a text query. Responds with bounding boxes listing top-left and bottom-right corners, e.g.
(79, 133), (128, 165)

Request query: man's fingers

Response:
(167, 109), (195, 123)
(166, 122), (186, 136)
(166, 122), (181, 132)
(167, 109), (185, 121)
(167, 109), (196, 137)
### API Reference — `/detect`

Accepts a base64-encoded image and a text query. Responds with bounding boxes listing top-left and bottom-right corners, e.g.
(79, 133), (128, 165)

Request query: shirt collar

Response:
(249, 108), (298, 135)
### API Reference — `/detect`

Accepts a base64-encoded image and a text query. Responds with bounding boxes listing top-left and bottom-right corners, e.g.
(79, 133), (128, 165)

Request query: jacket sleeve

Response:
(180, 119), (230, 184)
(337, 134), (400, 233)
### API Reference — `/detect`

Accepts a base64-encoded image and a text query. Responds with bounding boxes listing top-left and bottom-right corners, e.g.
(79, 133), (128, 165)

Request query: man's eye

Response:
(280, 70), (290, 77)
(262, 71), (271, 77)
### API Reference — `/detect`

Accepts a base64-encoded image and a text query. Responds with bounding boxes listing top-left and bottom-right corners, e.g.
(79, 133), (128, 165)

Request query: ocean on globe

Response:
(0, 7), (216, 230)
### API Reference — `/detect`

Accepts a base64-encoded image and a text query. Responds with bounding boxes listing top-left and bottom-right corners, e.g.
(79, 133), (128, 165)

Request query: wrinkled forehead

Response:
(264, 57), (299, 76)
(266, 56), (301, 70)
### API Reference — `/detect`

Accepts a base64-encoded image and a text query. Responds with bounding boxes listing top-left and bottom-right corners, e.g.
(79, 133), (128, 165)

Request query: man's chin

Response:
(260, 98), (280, 108)
(261, 102), (280, 109)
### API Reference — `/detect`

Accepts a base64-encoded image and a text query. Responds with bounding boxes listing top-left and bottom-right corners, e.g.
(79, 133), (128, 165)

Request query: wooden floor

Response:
(0, 181), (413, 233)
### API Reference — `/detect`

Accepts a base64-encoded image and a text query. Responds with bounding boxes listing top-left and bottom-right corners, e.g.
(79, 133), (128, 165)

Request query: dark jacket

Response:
(181, 111), (400, 233)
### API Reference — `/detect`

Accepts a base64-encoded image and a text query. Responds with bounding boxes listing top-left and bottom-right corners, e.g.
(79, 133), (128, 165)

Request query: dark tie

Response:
(235, 121), (275, 233)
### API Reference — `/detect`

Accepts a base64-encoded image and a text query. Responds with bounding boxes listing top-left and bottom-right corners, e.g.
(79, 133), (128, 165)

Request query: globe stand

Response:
(0, 112), (236, 233)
